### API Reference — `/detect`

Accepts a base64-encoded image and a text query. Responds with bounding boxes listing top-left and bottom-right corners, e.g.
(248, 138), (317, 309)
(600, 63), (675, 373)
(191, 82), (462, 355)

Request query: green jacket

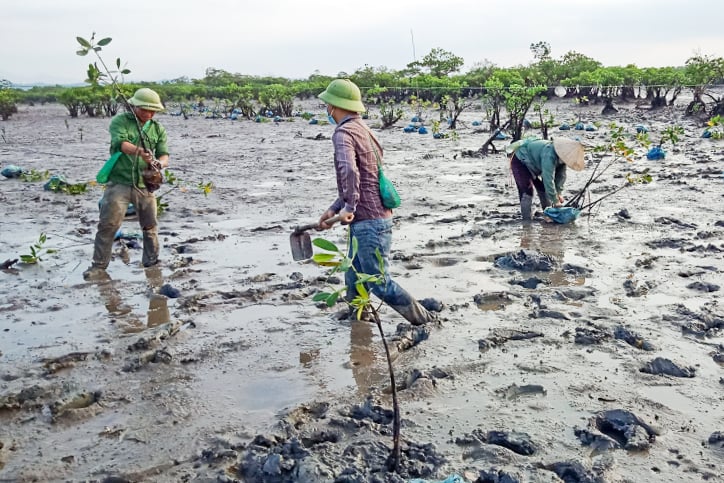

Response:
(107, 112), (169, 187)
(514, 139), (566, 205)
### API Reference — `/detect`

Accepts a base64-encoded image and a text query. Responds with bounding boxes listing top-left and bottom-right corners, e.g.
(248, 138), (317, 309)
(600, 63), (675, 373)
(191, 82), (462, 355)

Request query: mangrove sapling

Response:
(532, 100), (555, 140)
(311, 236), (403, 472)
(565, 123), (652, 212)
(20, 233), (57, 264)
(154, 169), (214, 215)
(20, 169), (51, 182)
(379, 101), (404, 129)
(704, 115), (723, 139)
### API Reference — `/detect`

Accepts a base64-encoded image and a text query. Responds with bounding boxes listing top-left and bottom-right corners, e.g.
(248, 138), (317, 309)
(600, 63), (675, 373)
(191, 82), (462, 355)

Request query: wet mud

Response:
(1, 97), (723, 482)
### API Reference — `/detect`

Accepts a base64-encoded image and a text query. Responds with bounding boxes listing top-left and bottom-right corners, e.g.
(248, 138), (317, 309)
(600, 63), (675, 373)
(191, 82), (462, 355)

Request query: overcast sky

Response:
(2, 0), (722, 86)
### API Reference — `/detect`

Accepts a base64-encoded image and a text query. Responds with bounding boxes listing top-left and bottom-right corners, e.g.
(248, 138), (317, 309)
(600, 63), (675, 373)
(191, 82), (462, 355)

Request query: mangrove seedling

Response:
(379, 100), (404, 129)
(704, 115), (723, 139)
(20, 232), (57, 264)
(20, 169), (51, 182)
(155, 170), (214, 215)
(311, 235), (403, 472)
(565, 123), (652, 212)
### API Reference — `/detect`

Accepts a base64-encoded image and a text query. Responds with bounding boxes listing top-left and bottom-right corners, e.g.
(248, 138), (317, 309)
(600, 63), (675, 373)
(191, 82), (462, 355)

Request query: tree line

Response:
(2, 42), (722, 125)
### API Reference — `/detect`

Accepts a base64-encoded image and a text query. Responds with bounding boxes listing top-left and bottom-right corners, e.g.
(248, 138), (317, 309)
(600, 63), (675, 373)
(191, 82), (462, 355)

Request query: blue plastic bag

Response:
(43, 174), (67, 191)
(635, 124), (649, 133)
(544, 207), (581, 224)
(646, 146), (666, 160)
(418, 126), (428, 134)
(1, 165), (23, 178)
(559, 123), (571, 130)
(408, 475), (467, 483)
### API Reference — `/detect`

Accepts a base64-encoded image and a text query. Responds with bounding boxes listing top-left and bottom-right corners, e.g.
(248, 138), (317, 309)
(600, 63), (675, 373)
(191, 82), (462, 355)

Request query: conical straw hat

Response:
(553, 138), (585, 171)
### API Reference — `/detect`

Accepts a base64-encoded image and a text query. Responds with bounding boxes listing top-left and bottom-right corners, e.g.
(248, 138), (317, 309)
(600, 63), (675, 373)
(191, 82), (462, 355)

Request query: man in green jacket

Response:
(83, 88), (170, 280)
(509, 137), (584, 220)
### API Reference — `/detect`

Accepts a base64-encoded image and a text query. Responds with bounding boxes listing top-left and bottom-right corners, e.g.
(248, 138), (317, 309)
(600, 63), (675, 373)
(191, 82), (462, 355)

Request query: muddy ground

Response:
(0, 96), (723, 483)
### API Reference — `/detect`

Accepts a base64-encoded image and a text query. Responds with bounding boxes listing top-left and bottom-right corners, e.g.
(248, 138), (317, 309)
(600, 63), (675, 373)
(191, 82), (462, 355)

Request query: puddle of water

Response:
(638, 385), (697, 413)
(184, 304), (393, 425)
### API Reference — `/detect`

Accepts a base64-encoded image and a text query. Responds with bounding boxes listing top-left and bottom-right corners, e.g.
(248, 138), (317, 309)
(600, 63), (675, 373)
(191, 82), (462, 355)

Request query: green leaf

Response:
(316, 261), (340, 267)
(116, 57), (121, 69)
(19, 255), (37, 264)
(356, 282), (369, 299)
(375, 248), (385, 274)
(97, 37), (112, 46)
(121, 69), (131, 75)
(356, 306), (366, 320)
(312, 292), (331, 302)
(76, 49), (89, 57)
(339, 258), (352, 272)
(350, 236), (358, 260)
(312, 238), (338, 252)
(76, 37), (91, 48)
(326, 291), (339, 307)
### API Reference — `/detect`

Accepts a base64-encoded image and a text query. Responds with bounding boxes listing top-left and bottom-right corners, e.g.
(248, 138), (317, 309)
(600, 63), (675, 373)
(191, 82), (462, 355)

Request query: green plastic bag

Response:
(367, 131), (401, 209)
(378, 165), (401, 209)
(96, 152), (122, 184)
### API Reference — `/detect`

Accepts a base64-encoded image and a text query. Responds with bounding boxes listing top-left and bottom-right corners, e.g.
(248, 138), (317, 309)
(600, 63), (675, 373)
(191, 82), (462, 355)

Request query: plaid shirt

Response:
(329, 114), (392, 221)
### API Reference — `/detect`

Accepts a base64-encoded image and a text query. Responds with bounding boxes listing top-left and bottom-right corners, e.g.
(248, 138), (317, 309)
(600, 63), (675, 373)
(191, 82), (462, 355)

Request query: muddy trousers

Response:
(510, 156), (551, 219)
(91, 182), (160, 269)
(345, 218), (435, 326)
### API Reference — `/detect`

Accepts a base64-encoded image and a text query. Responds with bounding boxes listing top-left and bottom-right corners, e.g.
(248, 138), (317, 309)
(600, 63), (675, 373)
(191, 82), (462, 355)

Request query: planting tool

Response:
(290, 215), (340, 261)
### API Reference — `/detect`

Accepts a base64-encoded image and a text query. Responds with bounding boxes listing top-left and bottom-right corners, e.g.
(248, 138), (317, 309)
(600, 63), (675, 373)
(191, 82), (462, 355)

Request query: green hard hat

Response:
(128, 88), (165, 111)
(318, 79), (365, 112)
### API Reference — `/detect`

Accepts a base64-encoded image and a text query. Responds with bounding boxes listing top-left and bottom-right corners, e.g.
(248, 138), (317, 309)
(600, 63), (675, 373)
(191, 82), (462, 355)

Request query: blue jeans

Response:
(346, 218), (434, 325)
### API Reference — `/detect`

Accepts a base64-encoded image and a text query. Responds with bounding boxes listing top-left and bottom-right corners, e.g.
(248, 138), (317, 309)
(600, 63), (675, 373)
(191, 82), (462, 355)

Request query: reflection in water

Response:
(299, 349), (320, 367)
(349, 320), (387, 395)
(520, 224), (586, 287)
(98, 279), (132, 316)
(91, 267), (170, 329)
(147, 294), (170, 327)
(144, 266), (169, 327)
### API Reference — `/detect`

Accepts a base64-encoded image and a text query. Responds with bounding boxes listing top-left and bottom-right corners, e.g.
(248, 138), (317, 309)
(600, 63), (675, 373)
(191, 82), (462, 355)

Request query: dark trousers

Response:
(510, 155), (549, 208)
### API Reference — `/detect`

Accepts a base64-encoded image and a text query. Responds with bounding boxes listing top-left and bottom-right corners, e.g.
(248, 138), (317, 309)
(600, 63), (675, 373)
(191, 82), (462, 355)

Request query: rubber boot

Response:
(520, 193), (533, 221)
(388, 299), (437, 326)
(142, 226), (160, 267)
